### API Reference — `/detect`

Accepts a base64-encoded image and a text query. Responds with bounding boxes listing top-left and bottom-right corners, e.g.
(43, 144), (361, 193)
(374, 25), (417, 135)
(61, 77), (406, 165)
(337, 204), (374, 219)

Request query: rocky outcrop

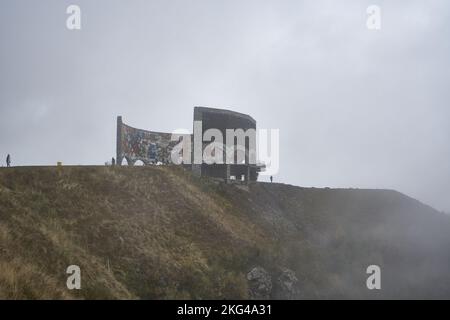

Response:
(247, 267), (272, 299)
(247, 266), (300, 299)
(275, 268), (299, 299)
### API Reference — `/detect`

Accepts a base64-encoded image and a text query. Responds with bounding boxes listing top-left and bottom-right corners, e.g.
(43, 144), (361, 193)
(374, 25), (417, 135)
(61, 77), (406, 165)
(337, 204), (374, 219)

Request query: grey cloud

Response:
(0, 0), (449, 212)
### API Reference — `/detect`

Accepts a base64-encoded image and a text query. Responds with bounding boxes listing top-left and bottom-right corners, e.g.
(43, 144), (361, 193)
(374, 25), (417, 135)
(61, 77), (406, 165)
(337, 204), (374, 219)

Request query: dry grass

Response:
(0, 166), (450, 299)
(0, 166), (266, 299)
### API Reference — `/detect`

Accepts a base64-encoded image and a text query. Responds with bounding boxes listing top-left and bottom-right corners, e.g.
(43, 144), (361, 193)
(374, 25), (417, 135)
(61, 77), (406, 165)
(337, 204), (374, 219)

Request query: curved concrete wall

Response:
(116, 107), (260, 182)
(116, 116), (177, 166)
(193, 107), (258, 181)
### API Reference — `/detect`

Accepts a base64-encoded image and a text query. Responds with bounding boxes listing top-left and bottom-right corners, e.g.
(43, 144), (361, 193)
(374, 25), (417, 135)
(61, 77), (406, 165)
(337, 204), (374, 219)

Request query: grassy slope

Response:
(0, 166), (449, 299)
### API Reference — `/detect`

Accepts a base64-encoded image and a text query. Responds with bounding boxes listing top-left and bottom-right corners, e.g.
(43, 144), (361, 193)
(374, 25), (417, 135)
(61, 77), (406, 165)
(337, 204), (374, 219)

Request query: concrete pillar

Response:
(117, 116), (123, 166)
(246, 166), (250, 184)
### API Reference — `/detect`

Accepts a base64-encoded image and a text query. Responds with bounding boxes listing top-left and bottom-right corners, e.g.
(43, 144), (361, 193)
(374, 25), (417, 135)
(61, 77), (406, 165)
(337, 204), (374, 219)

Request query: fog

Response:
(0, 0), (449, 212)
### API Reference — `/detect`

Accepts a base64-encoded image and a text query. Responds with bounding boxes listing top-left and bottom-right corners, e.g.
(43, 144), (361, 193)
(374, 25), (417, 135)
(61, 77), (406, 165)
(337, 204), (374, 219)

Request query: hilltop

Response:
(0, 166), (449, 299)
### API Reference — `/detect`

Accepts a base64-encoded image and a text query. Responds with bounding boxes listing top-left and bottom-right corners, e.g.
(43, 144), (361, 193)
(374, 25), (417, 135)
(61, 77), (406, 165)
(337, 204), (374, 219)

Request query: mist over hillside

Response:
(0, 166), (449, 299)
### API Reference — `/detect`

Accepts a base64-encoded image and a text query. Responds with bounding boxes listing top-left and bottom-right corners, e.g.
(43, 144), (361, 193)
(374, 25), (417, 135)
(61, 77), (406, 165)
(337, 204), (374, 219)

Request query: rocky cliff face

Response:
(246, 267), (299, 299)
(0, 166), (449, 299)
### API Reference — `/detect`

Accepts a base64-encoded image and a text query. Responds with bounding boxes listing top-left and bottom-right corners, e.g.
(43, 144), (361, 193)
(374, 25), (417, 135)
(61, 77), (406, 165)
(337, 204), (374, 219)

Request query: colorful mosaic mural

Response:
(116, 108), (262, 183)
(117, 118), (180, 165)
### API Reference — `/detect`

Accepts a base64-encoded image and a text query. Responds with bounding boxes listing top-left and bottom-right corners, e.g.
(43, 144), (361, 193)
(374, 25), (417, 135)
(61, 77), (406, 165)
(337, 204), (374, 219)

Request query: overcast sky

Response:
(1, 0), (449, 212)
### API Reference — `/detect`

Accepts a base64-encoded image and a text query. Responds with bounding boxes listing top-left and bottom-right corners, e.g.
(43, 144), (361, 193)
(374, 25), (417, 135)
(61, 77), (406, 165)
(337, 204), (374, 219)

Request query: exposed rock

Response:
(275, 268), (299, 299)
(247, 267), (272, 299)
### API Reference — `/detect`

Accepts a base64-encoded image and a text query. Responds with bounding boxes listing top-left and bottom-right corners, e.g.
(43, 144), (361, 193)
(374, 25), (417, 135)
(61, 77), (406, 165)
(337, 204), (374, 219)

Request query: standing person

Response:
(270, 176), (273, 183)
(6, 154), (11, 167)
(112, 157), (116, 166)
